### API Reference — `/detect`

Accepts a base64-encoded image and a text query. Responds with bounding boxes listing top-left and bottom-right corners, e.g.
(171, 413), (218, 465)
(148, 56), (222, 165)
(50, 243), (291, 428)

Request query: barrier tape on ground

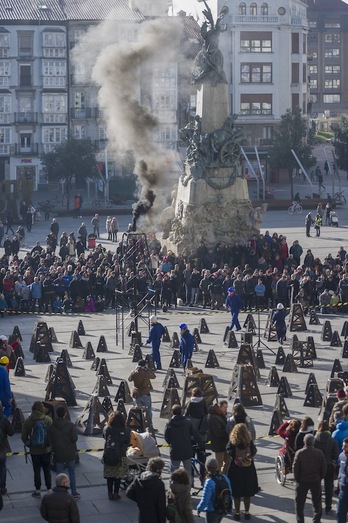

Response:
(7, 435), (281, 457)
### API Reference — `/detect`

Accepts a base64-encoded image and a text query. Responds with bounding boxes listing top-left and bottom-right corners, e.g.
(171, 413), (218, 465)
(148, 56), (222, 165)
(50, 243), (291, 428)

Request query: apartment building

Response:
(217, 0), (309, 148)
(307, 0), (348, 120)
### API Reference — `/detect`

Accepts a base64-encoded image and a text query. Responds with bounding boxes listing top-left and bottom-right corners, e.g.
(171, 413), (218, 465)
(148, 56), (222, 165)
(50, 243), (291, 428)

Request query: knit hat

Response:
(150, 315), (158, 324)
(228, 287), (235, 293)
(337, 389), (346, 400)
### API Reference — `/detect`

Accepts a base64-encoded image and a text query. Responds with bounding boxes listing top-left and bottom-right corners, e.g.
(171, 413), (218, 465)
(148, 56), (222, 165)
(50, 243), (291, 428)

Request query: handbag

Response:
(234, 446), (252, 468)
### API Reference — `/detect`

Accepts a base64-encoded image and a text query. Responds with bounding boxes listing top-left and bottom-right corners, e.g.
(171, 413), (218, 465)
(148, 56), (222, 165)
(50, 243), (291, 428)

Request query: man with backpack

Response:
(21, 401), (53, 498)
(197, 456), (232, 522)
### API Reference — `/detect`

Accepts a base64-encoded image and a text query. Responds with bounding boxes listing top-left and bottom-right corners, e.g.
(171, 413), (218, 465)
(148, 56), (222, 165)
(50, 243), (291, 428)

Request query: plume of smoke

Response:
(73, 15), (182, 230)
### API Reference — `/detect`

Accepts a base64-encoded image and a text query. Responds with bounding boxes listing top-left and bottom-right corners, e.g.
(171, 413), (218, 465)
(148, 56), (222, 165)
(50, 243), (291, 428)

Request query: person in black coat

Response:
(227, 423), (259, 521)
(3, 236), (11, 257)
(271, 302), (289, 344)
(207, 400), (229, 473)
(40, 473), (80, 523)
(126, 457), (166, 523)
(164, 404), (203, 485)
(185, 387), (208, 484)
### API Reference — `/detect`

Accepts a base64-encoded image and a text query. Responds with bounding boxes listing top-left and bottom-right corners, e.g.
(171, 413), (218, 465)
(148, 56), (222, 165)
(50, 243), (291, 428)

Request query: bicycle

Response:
(334, 191), (346, 204)
(288, 201), (303, 215)
(92, 198), (115, 209)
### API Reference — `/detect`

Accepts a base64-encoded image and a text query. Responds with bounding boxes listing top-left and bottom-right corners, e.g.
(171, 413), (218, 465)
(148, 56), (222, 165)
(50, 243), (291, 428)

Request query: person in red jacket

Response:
(277, 419), (301, 470)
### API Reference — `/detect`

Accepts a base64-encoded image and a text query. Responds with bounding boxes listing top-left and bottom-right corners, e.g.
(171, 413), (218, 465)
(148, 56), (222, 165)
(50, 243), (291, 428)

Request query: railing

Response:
(70, 107), (100, 119)
(234, 15), (279, 23)
(14, 143), (39, 154)
(15, 112), (38, 123)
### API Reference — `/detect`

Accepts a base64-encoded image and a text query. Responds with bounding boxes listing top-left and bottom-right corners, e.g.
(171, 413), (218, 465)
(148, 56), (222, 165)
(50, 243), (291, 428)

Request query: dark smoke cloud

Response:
(73, 15), (182, 230)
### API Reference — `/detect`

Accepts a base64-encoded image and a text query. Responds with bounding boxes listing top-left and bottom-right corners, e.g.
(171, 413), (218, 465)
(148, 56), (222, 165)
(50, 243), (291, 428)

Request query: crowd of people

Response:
(0, 212), (347, 319)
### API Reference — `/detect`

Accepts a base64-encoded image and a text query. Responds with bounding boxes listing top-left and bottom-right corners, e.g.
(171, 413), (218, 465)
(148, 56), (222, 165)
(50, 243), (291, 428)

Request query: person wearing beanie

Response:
(225, 288), (242, 332)
(0, 399), (14, 495)
(179, 324), (195, 372)
(128, 360), (156, 427)
(0, 357), (11, 416)
(197, 456), (232, 521)
(271, 302), (288, 344)
(146, 315), (165, 371)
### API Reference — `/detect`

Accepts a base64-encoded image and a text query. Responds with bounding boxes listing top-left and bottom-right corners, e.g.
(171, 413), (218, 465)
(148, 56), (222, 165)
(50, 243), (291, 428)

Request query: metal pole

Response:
(322, 146), (334, 198)
(290, 149), (313, 190)
(241, 147), (259, 199)
(254, 146), (265, 200)
(104, 146), (109, 199)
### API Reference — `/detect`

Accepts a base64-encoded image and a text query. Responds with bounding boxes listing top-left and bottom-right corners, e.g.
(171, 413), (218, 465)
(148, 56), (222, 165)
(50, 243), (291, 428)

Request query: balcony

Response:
(14, 143), (39, 155)
(70, 107), (100, 119)
(93, 139), (107, 151)
(15, 112), (38, 124)
(234, 15), (279, 24)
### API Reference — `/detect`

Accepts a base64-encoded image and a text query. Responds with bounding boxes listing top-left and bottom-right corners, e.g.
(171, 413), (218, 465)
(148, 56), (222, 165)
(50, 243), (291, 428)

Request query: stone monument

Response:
(161, 1), (266, 252)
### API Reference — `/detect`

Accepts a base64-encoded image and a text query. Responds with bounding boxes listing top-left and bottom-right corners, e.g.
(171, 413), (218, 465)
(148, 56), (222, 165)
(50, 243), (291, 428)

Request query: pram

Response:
(330, 211), (339, 227)
(120, 456), (148, 490)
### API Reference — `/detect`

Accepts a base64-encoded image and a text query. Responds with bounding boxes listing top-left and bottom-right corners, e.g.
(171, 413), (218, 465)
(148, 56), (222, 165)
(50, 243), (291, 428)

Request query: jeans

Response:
(0, 452), (6, 489)
(31, 453), (52, 491)
(56, 459), (77, 495)
(295, 480), (322, 523)
(171, 458), (192, 484)
(230, 312), (241, 331)
(135, 394), (152, 425)
(337, 489), (348, 523)
(151, 344), (162, 370)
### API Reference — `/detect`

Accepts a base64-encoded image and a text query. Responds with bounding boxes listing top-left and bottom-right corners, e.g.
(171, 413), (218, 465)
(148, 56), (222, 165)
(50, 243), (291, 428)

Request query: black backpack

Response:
(212, 474), (232, 515)
(103, 429), (123, 467)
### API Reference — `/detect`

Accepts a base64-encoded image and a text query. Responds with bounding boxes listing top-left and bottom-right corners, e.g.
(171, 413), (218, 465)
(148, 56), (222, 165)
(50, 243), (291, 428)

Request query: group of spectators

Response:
(0, 216), (346, 316)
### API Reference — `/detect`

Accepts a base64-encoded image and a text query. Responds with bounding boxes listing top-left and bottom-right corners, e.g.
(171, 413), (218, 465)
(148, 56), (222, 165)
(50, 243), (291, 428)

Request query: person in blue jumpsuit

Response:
(146, 315), (165, 370)
(225, 287), (242, 331)
(271, 302), (289, 344)
(0, 356), (12, 416)
(179, 323), (195, 371)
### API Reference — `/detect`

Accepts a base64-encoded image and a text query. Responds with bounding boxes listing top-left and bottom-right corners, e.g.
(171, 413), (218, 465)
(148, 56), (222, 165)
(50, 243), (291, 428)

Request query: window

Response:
(42, 94), (67, 123)
(325, 23), (340, 28)
(309, 21), (317, 28)
(292, 94), (299, 110)
(99, 126), (106, 140)
(324, 79), (340, 88)
(0, 34), (9, 48)
(0, 95), (10, 114)
(0, 128), (10, 154)
(325, 49), (340, 58)
(239, 2), (246, 15)
(0, 61), (10, 87)
(18, 33), (33, 57)
(325, 33), (341, 43)
(292, 63), (299, 83)
(74, 125), (85, 139)
(325, 65), (340, 74)
(311, 51), (318, 59)
(43, 60), (66, 87)
(240, 94), (272, 115)
(19, 64), (31, 87)
(20, 134), (32, 150)
(323, 94), (340, 103)
(310, 79), (317, 89)
(241, 63), (272, 83)
(43, 48), (66, 58)
(42, 127), (67, 150)
(292, 33), (299, 54)
(261, 3), (268, 15)
(43, 32), (65, 47)
(19, 97), (32, 113)
(250, 2), (257, 15)
(309, 65), (317, 74)
(240, 32), (272, 52)
(310, 94), (318, 103)
(73, 29), (86, 42)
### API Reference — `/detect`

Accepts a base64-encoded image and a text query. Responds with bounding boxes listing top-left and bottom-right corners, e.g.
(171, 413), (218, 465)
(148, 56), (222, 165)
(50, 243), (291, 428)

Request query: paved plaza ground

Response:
(1, 201), (348, 522)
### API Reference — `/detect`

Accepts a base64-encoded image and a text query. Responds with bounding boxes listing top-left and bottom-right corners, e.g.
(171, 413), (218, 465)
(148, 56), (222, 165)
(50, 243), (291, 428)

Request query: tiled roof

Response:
(0, 0), (145, 22)
(0, 0), (66, 21)
(180, 15), (202, 44)
(308, 0), (348, 11)
(63, 0), (144, 21)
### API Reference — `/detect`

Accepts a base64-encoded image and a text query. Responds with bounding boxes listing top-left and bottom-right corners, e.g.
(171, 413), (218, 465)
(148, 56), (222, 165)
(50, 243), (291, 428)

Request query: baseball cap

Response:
(228, 287), (235, 293)
(179, 323), (187, 330)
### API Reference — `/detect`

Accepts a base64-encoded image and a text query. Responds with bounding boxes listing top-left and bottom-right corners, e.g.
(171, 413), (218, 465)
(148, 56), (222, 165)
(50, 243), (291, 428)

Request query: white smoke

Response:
(73, 14), (183, 229)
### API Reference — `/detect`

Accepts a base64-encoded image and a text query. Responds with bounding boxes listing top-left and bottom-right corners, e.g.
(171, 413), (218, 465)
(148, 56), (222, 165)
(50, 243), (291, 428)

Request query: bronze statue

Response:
(192, 1), (229, 86)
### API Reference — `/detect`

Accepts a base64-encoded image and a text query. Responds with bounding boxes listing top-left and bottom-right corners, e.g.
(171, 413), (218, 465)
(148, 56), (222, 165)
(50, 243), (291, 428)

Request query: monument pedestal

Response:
(196, 82), (229, 134)
(163, 174), (264, 253)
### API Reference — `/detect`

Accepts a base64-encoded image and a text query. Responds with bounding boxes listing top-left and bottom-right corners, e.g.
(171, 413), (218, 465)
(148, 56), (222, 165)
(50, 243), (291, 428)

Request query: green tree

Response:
(332, 116), (348, 178)
(40, 138), (99, 208)
(269, 108), (316, 199)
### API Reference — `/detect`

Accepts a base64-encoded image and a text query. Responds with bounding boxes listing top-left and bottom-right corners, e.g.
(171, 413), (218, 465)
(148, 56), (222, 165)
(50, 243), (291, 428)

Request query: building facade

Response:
(218, 0), (309, 148)
(307, 0), (348, 121)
